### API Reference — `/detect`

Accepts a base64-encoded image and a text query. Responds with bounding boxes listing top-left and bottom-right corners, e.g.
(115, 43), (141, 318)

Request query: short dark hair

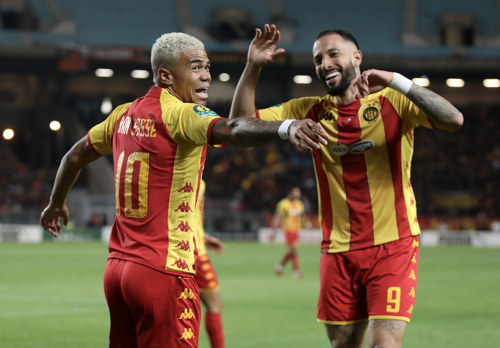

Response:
(315, 30), (360, 49)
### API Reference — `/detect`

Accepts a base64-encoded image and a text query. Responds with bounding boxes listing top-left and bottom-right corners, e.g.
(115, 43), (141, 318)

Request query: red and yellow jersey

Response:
(257, 88), (433, 253)
(87, 86), (224, 276)
(276, 198), (304, 232)
(194, 179), (207, 257)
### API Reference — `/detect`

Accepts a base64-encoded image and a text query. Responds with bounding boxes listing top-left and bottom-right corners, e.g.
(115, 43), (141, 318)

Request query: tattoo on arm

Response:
(226, 117), (281, 147)
(406, 84), (462, 128)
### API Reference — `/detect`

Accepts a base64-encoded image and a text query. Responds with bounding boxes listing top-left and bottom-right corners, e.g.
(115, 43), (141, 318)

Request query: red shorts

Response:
(104, 258), (200, 348)
(195, 254), (220, 292)
(317, 236), (419, 324)
(284, 230), (298, 247)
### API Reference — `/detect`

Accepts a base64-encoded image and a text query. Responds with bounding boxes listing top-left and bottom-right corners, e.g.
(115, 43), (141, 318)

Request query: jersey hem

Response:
(107, 256), (195, 278)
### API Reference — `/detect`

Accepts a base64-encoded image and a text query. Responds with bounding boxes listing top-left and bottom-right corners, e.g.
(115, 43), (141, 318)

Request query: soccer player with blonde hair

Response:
(41, 31), (328, 347)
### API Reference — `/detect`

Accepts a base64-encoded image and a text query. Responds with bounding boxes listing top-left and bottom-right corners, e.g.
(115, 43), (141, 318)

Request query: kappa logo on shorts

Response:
(179, 328), (195, 340)
(178, 308), (196, 320)
(178, 288), (196, 300)
(193, 105), (218, 118)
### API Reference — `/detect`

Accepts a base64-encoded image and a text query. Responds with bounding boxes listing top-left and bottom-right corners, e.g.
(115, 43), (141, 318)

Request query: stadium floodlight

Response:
(218, 73), (230, 82)
(2, 128), (14, 140)
(95, 68), (114, 78)
(49, 120), (61, 131)
(293, 75), (312, 84)
(483, 79), (500, 88)
(446, 78), (465, 88)
(412, 77), (430, 87)
(131, 70), (150, 79)
(101, 97), (113, 114)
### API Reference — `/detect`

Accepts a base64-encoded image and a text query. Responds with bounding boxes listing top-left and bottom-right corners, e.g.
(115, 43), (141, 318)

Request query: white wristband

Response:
(278, 119), (294, 140)
(389, 72), (412, 95)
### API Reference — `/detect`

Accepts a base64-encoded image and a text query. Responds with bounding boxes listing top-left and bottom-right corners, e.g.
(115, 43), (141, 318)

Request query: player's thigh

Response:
(367, 319), (408, 348)
(365, 236), (418, 322)
(121, 261), (200, 348)
(103, 258), (137, 348)
(325, 322), (367, 348)
(317, 253), (368, 323)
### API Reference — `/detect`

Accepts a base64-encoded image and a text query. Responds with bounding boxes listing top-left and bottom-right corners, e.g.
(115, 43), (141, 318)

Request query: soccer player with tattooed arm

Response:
(230, 24), (463, 348)
(40, 31), (328, 348)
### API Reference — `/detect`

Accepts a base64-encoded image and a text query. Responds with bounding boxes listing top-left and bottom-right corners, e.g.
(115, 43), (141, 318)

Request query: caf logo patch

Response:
(362, 106), (379, 122)
(193, 105), (218, 118)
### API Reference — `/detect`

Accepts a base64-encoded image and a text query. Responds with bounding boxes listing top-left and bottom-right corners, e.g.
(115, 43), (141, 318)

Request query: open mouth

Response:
(195, 88), (209, 99)
(324, 71), (340, 85)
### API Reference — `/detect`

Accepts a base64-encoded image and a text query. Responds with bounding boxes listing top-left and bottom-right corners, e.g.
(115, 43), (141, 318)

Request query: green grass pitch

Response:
(0, 240), (499, 347)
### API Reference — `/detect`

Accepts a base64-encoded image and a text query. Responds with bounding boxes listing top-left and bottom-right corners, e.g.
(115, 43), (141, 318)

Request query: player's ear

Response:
(353, 49), (363, 68)
(158, 67), (173, 87)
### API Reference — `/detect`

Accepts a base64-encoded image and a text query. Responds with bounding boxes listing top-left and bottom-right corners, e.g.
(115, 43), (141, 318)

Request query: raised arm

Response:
(229, 24), (285, 119)
(352, 69), (464, 132)
(211, 117), (328, 152)
(40, 136), (102, 237)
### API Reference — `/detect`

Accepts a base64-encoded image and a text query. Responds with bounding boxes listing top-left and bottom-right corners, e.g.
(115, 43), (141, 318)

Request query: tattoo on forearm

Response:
(228, 117), (281, 146)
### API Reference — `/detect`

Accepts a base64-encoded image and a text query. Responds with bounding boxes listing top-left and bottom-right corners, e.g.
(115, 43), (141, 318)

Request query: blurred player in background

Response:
(230, 24), (463, 348)
(195, 179), (225, 348)
(272, 186), (304, 279)
(40, 31), (328, 348)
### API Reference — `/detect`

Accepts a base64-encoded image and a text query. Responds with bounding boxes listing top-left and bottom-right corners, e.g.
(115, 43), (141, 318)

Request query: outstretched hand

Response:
(288, 119), (329, 152)
(40, 205), (69, 238)
(204, 234), (225, 254)
(351, 69), (394, 99)
(248, 24), (285, 66)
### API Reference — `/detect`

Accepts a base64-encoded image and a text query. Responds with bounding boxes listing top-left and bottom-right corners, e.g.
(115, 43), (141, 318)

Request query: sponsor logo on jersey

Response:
(330, 143), (349, 156)
(193, 105), (218, 118)
(349, 140), (374, 154)
(329, 141), (374, 156)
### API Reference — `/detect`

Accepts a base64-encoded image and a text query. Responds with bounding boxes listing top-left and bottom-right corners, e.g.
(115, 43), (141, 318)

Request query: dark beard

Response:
(325, 63), (356, 96)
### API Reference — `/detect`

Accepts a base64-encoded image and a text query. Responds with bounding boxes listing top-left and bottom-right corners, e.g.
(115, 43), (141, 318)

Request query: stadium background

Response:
(0, 0), (499, 238)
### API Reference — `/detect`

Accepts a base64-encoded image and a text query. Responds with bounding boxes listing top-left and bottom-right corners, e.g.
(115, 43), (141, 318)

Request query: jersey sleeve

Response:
(87, 103), (132, 155)
(276, 199), (287, 217)
(164, 103), (225, 147)
(257, 97), (321, 121)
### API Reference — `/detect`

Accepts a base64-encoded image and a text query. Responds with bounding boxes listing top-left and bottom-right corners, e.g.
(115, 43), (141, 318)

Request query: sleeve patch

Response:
(193, 105), (219, 118)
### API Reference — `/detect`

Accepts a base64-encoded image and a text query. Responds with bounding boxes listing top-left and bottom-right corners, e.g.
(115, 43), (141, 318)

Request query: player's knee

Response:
(325, 323), (366, 348)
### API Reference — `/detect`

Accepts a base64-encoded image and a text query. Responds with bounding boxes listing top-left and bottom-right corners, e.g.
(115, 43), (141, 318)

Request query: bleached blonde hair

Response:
(151, 32), (205, 85)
